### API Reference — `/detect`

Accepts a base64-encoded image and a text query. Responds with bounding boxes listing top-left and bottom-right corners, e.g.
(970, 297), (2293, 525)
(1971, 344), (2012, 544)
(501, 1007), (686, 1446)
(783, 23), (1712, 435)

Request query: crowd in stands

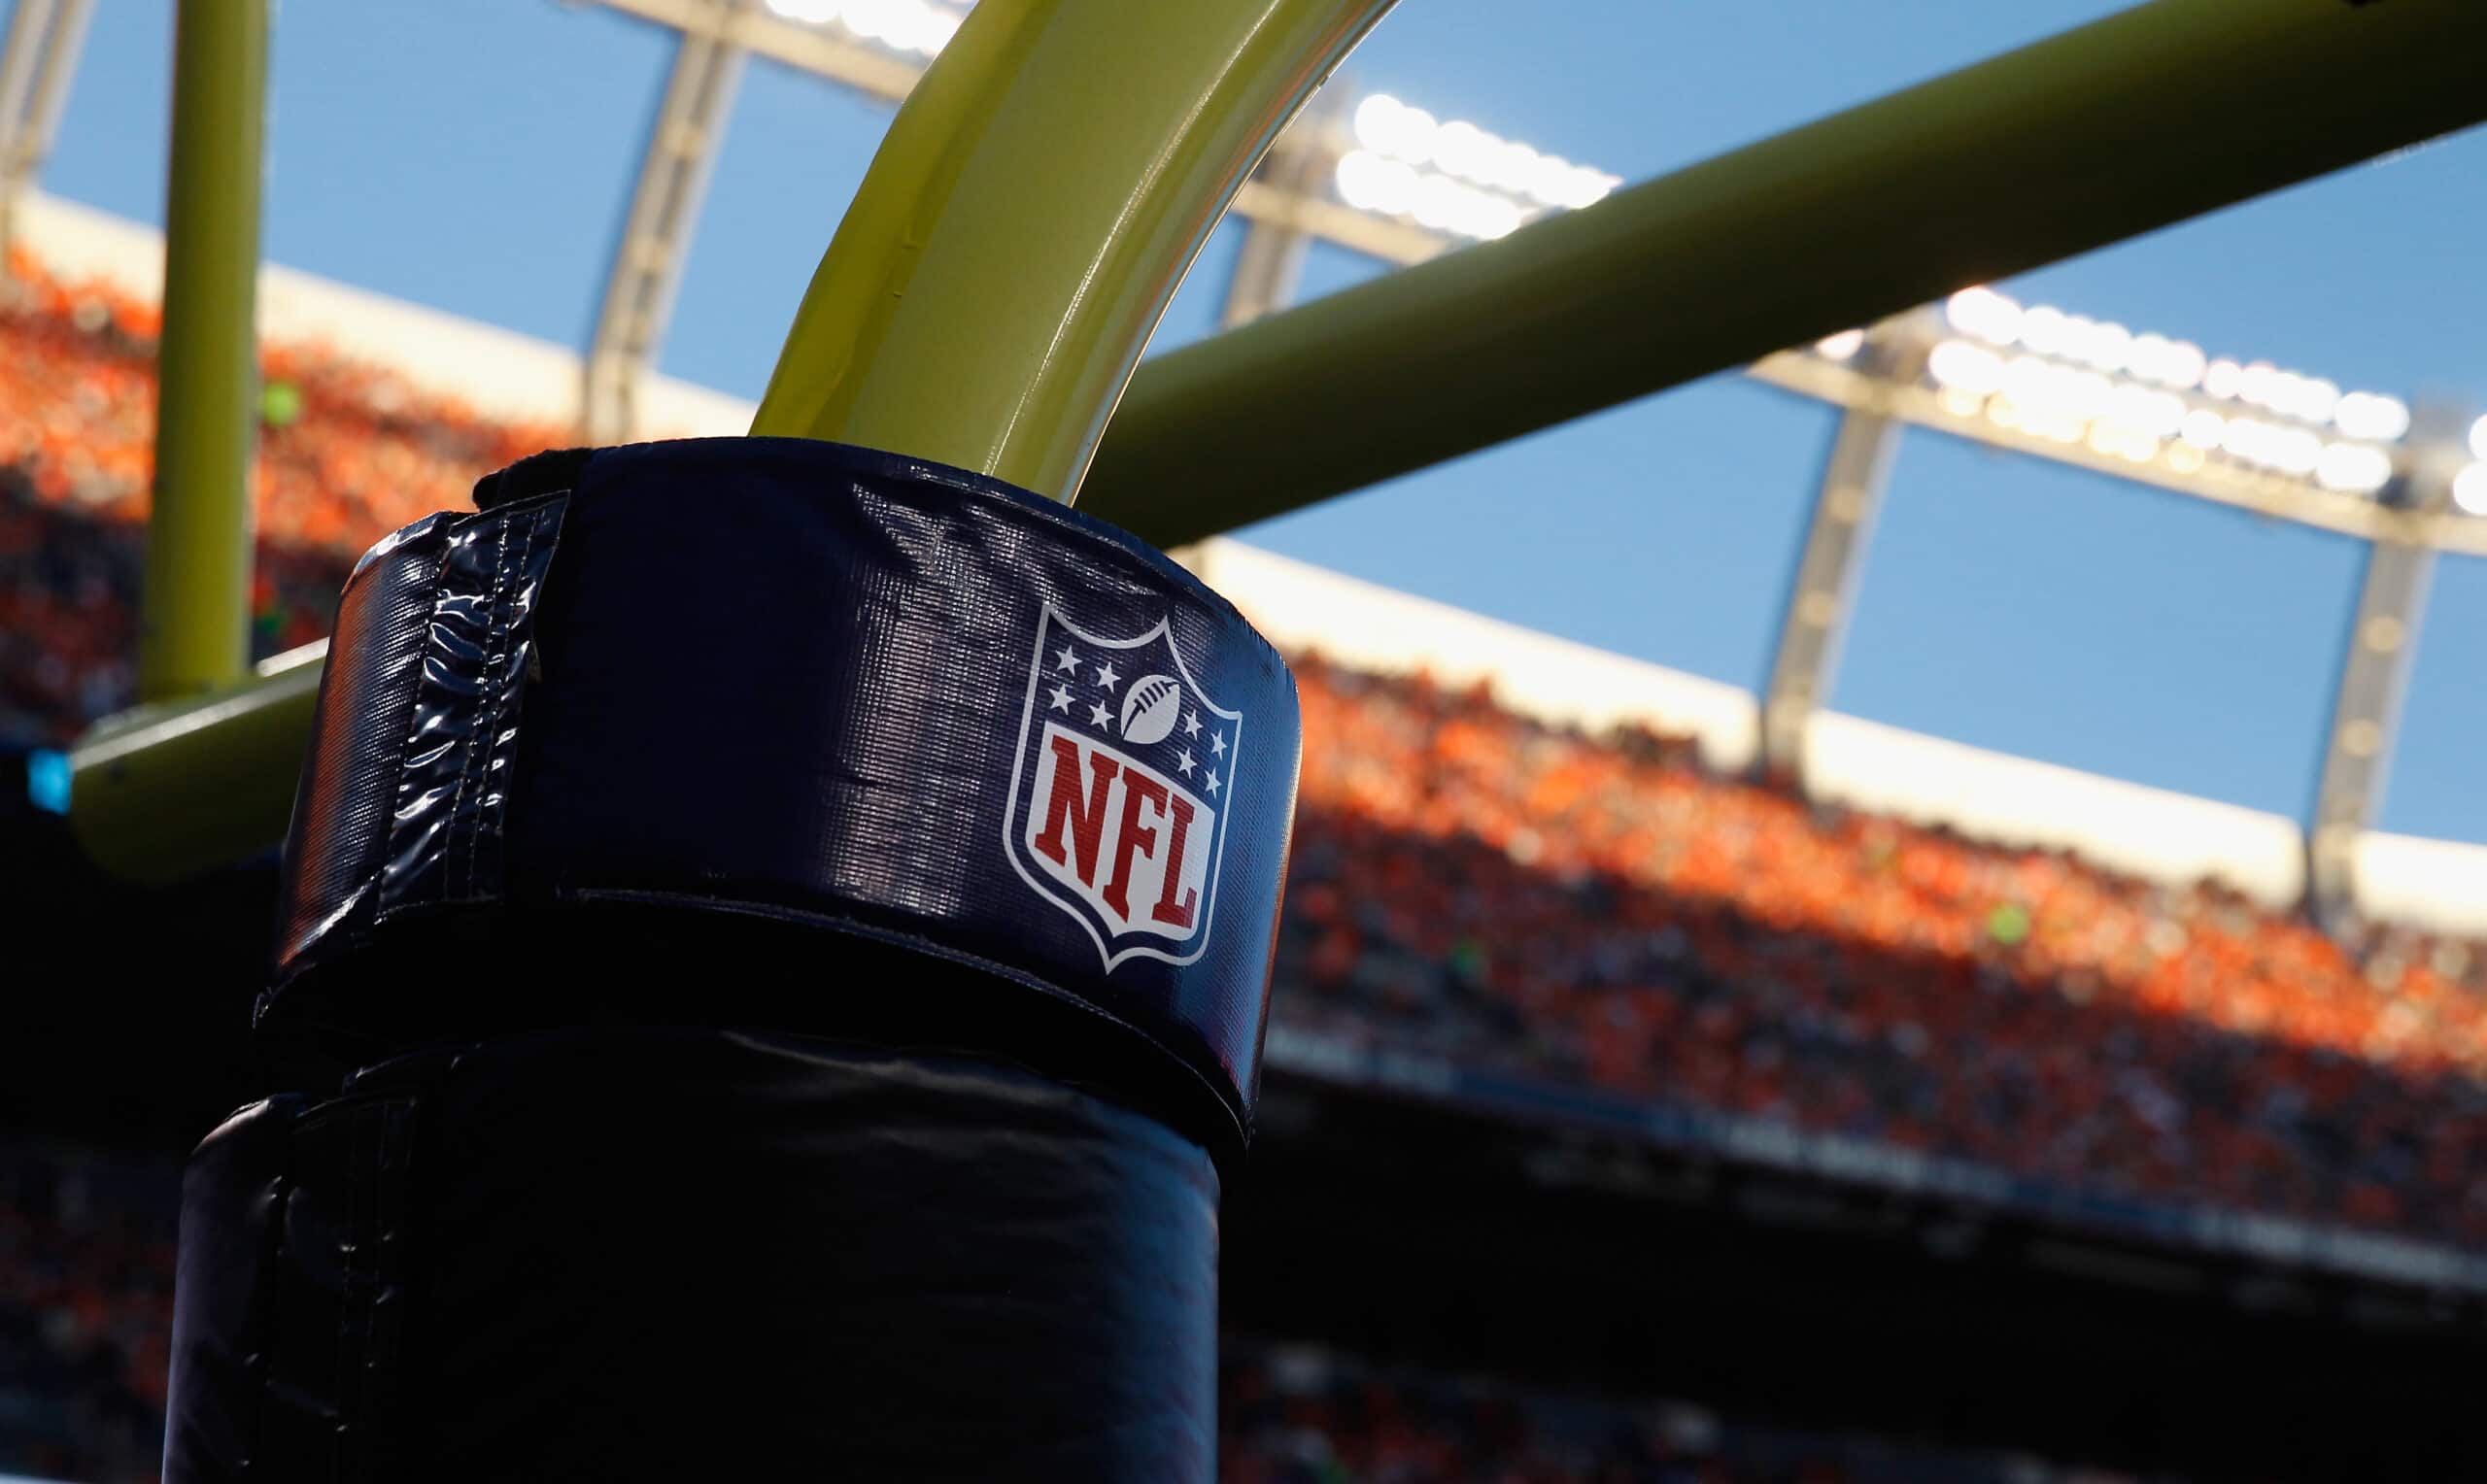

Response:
(1218, 1342), (2127, 1484)
(1278, 658), (2487, 1245)
(10, 244), (2487, 1255)
(0, 1144), (175, 1484)
(0, 248), (565, 548)
(0, 480), (344, 744)
(0, 249), (561, 743)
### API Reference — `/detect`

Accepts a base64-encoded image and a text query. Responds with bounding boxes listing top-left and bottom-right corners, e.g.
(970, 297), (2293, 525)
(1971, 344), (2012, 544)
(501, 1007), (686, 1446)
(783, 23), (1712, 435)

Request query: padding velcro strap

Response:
(268, 438), (1303, 1147)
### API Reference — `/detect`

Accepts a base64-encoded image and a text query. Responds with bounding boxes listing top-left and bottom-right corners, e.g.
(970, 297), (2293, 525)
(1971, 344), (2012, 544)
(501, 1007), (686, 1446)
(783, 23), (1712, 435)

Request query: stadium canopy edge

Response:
(70, 0), (2487, 881)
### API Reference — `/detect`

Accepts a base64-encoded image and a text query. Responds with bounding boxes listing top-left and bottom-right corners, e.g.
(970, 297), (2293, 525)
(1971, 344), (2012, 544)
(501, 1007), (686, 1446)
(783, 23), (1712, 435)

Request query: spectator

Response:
(0, 1143), (178, 1484)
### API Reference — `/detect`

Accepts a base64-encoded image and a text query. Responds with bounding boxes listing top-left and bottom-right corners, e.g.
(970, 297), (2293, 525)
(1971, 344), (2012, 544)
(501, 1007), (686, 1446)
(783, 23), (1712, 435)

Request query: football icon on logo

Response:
(1119, 673), (1182, 746)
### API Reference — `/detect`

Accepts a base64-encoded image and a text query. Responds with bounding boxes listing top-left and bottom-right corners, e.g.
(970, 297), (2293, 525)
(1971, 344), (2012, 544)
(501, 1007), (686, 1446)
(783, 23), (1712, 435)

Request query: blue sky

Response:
(36, 0), (2487, 842)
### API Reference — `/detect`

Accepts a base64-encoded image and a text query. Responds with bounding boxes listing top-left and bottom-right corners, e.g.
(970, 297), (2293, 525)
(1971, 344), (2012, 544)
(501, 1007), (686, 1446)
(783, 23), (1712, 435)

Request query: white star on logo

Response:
(1181, 708), (1201, 738)
(1088, 700), (1113, 729)
(1209, 731), (1225, 758)
(1175, 749), (1195, 776)
(1204, 771), (1220, 796)
(1095, 660), (1120, 691)
(1047, 683), (1073, 713)
(1054, 644), (1081, 675)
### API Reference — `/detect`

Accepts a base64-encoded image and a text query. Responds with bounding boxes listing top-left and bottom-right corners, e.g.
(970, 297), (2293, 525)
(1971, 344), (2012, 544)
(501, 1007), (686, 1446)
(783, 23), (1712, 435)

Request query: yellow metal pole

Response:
(750, 0), (1398, 499)
(137, 0), (266, 700)
(1081, 0), (2487, 545)
(69, 645), (324, 884)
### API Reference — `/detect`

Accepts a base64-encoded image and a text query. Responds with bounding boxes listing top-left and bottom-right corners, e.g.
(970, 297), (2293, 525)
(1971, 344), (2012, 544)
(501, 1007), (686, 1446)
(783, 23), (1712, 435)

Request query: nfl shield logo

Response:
(1003, 605), (1242, 971)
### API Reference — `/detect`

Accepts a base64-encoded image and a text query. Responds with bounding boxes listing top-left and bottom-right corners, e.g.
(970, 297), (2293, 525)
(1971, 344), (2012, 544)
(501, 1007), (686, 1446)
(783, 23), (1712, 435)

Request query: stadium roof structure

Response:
(6, 0), (2487, 932)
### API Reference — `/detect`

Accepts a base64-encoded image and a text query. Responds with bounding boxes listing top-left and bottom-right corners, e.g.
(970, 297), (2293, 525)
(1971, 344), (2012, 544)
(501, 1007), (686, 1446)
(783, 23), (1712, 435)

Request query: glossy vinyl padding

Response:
(180, 439), (1292, 1480)
(267, 438), (1304, 1156)
(163, 1027), (1220, 1483)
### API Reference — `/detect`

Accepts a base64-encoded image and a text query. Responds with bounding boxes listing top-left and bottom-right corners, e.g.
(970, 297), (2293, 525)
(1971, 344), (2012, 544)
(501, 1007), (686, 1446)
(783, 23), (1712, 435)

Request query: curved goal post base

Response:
(161, 442), (1304, 1481)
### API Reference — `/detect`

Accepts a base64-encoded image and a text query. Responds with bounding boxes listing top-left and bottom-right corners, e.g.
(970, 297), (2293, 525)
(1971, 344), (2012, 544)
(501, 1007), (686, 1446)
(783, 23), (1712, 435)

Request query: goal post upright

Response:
(747, 0), (1401, 499)
(136, 0), (267, 704)
(1079, 0), (2487, 546)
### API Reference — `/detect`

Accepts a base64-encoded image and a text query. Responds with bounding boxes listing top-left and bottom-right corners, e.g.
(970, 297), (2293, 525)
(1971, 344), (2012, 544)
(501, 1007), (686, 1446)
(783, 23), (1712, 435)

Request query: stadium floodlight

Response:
(764, 0), (966, 57)
(1941, 286), (2405, 444)
(1334, 149), (1526, 239)
(1350, 92), (1620, 209)
(1926, 338), (2001, 396)
(1909, 287), (2402, 496)
(2323, 442), (2387, 491)
(2335, 390), (2414, 444)
(1814, 328), (1865, 361)
(1339, 91), (1618, 242)
(2455, 462), (2487, 518)
(2314, 442), (2396, 495)
(1944, 287), (2023, 347)
(2178, 408), (2226, 449)
(2126, 332), (2207, 390)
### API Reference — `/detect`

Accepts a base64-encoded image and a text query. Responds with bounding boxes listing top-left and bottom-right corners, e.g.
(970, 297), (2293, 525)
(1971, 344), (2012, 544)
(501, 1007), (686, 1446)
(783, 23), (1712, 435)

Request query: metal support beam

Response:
(1220, 218), (1310, 331)
(1079, 0), (2487, 541)
(0, 0), (95, 262)
(581, 0), (750, 444)
(1758, 331), (1914, 779)
(137, 0), (266, 702)
(0, 0), (60, 196)
(1218, 107), (1340, 329)
(2305, 425), (2462, 931)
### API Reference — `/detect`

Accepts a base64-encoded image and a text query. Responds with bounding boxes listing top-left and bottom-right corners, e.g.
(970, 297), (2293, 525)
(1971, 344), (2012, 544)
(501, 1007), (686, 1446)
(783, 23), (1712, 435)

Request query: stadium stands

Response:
(0, 247), (564, 743)
(0, 1143), (175, 1484)
(11, 242), (2487, 1474)
(1278, 656), (2487, 1248)
(1218, 1340), (2132, 1483)
(8, 245), (2487, 1250)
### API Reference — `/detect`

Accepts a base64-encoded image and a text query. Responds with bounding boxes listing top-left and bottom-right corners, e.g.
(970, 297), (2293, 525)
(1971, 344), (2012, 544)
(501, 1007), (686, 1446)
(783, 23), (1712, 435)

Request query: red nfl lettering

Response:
(1152, 793), (1198, 928)
(1033, 734), (1118, 882)
(1103, 768), (1169, 921)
